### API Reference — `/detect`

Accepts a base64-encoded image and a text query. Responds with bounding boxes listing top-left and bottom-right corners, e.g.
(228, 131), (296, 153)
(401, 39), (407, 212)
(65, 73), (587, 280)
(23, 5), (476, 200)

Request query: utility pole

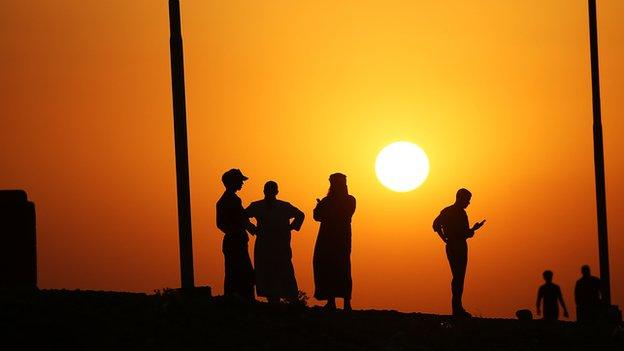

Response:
(588, 0), (610, 305)
(168, 0), (195, 290)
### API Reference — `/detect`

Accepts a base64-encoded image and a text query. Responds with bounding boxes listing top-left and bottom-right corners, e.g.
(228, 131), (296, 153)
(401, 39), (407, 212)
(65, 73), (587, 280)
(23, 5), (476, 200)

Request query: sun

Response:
(375, 141), (430, 192)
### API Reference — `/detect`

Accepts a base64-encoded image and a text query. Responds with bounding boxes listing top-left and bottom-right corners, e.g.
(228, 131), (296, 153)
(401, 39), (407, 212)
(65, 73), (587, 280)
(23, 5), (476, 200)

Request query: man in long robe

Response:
(246, 181), (304, 303)
(313, 173), (356, 311)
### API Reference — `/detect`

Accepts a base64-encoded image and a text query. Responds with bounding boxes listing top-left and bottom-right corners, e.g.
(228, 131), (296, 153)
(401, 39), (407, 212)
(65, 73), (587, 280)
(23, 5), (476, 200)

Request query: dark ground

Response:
(1, 290), (622, 350)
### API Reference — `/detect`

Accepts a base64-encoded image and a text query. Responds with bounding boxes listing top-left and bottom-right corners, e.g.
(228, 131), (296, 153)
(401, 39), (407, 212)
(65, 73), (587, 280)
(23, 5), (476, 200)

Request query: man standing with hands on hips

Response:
(433, 188), (486, 317)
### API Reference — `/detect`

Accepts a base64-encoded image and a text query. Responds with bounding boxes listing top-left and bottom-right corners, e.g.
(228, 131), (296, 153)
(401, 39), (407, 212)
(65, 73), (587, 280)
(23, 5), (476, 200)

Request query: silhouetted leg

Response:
(543, 305), (559, 321)
(223, 240), (235, 297)
(325, 297), (336, 310)
(223, 239), (255, 301)
(446, 241), (468, 314)
(577, 305), (586, 322)
(267, 296), (280, 304)
(239, 242), (255, 300)
(343, 298), (352, 312)
(580, 304), (601, 323)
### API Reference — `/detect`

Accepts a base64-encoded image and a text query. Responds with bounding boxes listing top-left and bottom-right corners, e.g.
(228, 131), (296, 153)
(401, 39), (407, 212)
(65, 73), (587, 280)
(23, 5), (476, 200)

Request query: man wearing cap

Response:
(216, 168), (256, 301)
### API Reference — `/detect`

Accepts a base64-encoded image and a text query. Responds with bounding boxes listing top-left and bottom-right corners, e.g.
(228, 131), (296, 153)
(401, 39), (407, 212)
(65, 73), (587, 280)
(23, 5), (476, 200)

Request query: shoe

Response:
(453, 309), (472, 318)
(324, 301), (337, 311)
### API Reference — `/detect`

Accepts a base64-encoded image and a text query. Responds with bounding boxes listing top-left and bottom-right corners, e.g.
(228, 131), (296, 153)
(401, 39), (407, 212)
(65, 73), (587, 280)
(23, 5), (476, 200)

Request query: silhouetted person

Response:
(575, 265), (602, 323)
(537, 270), (569, 321)
(246, 181), (305, 304)
(313, 173), (356, 311)
(0, 190), (37, 290)
(432, 188), (485, 317)
(216, 169), (255, 301)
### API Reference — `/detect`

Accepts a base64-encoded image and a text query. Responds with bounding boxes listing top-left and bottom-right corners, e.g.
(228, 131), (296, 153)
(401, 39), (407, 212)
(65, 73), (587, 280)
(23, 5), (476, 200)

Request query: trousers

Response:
(223, 238), (254, 300)
(446, 240), (468, 313)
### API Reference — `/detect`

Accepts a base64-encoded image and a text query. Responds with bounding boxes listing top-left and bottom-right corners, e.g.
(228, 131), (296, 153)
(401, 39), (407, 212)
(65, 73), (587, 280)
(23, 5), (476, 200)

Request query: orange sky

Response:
(1, 0), (622, 318)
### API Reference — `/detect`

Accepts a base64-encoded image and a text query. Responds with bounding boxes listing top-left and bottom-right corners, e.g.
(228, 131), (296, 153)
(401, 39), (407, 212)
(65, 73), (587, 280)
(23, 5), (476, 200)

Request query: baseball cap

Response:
(222, 168), (249, 184)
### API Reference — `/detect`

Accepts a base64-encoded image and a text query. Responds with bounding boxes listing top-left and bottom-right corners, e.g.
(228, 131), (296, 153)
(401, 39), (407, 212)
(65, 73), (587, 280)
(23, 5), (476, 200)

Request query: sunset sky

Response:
(1, 0), (622, 318)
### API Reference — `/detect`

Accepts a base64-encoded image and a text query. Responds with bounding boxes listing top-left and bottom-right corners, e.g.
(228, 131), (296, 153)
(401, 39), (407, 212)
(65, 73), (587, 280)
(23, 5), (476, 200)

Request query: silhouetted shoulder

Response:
(247, 200), (263, 208)
(433, 205), (453, 225)
(245, 200), (261, 217)
(440, 205), (456, 216)
(347, 195), (356, 213)
(276, 199), (293, 208)
(217, 192), (241, 208)
(313, 197), (328, 222)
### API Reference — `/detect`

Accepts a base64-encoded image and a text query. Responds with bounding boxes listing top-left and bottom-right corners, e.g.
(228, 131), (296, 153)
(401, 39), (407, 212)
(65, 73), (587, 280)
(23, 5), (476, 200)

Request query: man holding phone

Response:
(433, 188), (486, 317)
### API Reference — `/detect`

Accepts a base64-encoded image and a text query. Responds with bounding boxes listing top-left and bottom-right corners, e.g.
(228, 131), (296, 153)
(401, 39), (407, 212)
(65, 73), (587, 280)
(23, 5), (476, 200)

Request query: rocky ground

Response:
(1, 289), (622, 350)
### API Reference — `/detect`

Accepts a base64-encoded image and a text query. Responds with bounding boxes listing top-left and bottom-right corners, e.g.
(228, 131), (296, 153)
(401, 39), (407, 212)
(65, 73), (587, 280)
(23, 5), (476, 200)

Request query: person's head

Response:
(221, 168), (248, 192)
(455, 188), (472, 209)
(263, 181), (278, 199)
(543, 270), (553, 283)
(581, 265), (591, 277)
(328, 173), (348, 197)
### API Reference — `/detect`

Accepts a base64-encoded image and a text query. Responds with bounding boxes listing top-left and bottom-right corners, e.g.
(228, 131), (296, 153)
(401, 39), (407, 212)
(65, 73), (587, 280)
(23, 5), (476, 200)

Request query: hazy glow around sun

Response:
(375, 141), (430, 192)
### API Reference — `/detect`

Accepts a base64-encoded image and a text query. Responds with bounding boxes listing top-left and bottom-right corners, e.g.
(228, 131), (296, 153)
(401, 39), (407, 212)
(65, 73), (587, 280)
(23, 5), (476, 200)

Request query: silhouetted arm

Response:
(595, 277), (603, 301)
(289, 205), (305, 231)
(348, 195), (356, 217)
(432, 213), (447, 243)
(244, 204), (258, 236)
(558, 286), (569, 318)
(465, 220), (485, 239)
(536, 287), (543, 315)
(471, 220), (486, 232)
(216, 215), (228, 233)
(313, 198), (325, 222)
(216, 202), (234, 234)
(574, 281), (581, 307)
(245, 219), (257, 236)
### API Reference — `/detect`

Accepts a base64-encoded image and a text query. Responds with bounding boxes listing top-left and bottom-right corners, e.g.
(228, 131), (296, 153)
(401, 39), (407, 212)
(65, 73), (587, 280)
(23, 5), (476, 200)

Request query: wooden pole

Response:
(588, 0), (610, 305)
(168, 0), (195, 290)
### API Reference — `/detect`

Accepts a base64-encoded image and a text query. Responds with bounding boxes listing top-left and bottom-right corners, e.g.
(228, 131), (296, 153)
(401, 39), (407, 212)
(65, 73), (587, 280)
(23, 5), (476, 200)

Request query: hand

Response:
(435, 231), (447, 244)
(472, 219), (486, 231)
(248, 225), (258, 236)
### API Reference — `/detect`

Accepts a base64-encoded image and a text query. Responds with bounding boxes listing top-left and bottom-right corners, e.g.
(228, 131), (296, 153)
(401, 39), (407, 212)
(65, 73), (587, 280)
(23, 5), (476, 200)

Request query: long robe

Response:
(246, 199), (304, 299)
(312, 194), (356, 300)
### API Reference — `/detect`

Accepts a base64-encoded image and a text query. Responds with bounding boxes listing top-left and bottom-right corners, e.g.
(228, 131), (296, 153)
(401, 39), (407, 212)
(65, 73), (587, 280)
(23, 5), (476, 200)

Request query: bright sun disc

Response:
(375, 141), (430, 192)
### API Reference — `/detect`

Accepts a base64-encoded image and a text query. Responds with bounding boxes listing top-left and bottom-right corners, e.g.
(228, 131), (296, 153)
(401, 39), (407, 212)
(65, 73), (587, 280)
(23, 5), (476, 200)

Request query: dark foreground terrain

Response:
(1, 290), (622, 350)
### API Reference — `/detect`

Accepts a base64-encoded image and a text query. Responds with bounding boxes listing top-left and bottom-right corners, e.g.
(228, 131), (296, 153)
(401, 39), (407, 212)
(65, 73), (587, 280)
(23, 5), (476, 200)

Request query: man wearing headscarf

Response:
(313, 173), (356, 311)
